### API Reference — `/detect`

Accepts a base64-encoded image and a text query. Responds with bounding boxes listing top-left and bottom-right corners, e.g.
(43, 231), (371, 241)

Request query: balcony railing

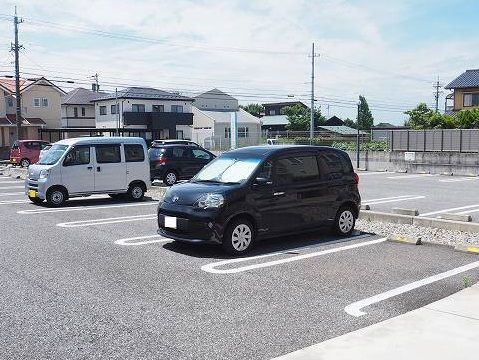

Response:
(123, 111), (193, 129)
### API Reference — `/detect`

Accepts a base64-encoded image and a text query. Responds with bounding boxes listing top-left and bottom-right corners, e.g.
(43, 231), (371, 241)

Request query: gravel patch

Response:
(356, 219), (479, 247)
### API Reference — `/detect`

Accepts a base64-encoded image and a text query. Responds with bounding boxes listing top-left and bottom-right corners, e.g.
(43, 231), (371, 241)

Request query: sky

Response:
(0, 0), (478, 124)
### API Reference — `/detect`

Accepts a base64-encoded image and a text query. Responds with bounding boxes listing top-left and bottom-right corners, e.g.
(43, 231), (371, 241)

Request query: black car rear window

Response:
(148, 147), (165, 160)
(318, 152), (345, 179)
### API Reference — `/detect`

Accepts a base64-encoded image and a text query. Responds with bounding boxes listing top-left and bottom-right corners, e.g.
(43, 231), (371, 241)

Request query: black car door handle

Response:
(273, 192), (285, 196)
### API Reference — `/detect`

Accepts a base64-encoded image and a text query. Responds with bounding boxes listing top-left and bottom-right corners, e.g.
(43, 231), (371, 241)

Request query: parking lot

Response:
(359, 171), (479, 222)
(1, 174), (479, 359)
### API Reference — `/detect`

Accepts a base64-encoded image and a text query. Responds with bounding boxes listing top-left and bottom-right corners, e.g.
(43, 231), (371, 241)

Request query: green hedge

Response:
(331, 140), (389, 151)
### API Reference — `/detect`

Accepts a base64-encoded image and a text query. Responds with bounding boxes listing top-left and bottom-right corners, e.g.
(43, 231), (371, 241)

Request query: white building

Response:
(61, 87), (106, 128)
(93, 87), (194, 140)
(192, 89), (261, 149)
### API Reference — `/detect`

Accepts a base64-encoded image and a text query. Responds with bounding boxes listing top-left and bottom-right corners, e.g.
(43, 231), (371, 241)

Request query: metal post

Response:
(115, 88), (120, 136)
(356, 102), (360, 169)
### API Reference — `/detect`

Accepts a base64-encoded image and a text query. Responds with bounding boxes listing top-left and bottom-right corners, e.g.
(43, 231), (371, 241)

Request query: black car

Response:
(149, 144), (215, 185)
(157, 145), (361, 254)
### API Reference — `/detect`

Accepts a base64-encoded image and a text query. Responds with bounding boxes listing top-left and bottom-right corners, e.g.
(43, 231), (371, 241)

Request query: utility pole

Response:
(11, 7), (23, 141)
(309, 42), (320, 143)
(433, 76), (443, 113)
(115, 88), (120, 135)
(91, 73), (99, 92)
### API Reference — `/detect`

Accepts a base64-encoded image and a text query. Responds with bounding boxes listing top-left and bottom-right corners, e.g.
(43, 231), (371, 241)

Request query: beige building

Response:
(0, 77), (65, 147)
(61, 87), (105, 128)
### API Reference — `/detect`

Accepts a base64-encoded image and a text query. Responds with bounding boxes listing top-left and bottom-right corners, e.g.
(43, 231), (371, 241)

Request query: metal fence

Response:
(390, 129), (479, 153)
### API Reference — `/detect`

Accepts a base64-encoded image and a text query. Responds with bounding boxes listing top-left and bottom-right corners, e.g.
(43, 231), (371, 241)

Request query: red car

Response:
(10, 140), (50, 167)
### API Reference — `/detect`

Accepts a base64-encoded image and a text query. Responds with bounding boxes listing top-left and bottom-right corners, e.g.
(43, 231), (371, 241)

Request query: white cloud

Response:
(0, 0), (478, 123)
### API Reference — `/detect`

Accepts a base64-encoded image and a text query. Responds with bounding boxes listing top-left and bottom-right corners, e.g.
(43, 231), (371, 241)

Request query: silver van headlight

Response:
(39, 169), (50, 179)
(195, 193), (224, 209)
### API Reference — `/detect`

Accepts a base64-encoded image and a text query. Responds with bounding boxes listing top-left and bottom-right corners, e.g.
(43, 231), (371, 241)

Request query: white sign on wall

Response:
(404, 151), (416, 162)
(230, 112), (238, 150)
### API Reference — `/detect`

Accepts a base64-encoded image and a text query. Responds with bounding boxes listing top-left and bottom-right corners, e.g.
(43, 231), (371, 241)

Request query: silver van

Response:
(25, 137), (151, 206)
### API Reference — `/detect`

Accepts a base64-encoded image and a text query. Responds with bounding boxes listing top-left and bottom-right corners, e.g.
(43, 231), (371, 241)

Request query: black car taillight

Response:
(353, 172), (359, 184)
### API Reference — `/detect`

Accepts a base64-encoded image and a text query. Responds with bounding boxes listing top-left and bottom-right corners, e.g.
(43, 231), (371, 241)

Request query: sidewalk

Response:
(274, 284), (479, 360)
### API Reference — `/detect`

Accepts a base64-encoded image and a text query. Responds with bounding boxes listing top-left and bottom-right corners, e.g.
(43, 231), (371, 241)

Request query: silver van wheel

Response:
(20, 159), (30, 168)
(338, 209), (354, 234)
(129, 185), (144, 200)
(47, 189), (66, 206)
(231, 224), (252, 252)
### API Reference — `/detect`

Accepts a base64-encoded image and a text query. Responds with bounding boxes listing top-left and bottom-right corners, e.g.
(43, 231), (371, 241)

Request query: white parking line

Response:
(57, 214), (156, 227)
(456, 208), (479, 215)
(201, 237), (388, 274)
(420, 204), (479, 217)
(0, 192), (24, 197)
(387, 174), (438, 180)
(0, 186), (24, 189)
(345, 260), (479, 317)
(0, 199), (28, 205)
(0, 181), (23, 184)
(18, 201), (157, 214)
(439, 177), (479, 183)
(114, 235), (169, 246)
(363, 195), (425, 205)
(358, 172), (393, 176)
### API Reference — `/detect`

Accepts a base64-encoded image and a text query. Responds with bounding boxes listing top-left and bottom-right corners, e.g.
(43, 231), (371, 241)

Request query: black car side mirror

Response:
(254, 177), (272, 186)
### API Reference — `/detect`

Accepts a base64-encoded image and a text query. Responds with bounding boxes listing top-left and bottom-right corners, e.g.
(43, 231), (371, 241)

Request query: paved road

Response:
(359, 172), (479, 222)
(1, 175), (478, 359)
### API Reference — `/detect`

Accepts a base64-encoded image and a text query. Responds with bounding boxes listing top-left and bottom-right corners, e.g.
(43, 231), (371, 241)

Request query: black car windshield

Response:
(192, 156), (262, 184)
(37, 144), (69, 165)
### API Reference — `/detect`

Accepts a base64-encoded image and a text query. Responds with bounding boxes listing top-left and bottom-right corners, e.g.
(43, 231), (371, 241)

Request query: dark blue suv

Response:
(149, 144), (215, 186)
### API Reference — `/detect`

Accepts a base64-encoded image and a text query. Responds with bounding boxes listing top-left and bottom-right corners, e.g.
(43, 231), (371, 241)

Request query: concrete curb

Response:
(387, 234), (422, 245)
(392, 208), (419, 216)
(438, 213), (472, 222)
(454, 244), (479, 254)
(0, 166), (27, 180)
(359, 210), (479, 233)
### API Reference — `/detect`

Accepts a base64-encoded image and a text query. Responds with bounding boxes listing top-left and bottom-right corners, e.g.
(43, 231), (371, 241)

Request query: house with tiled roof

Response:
(445, 69), (479, 113)
(0, 77), (66, 147)
(61, 88), (106, 128)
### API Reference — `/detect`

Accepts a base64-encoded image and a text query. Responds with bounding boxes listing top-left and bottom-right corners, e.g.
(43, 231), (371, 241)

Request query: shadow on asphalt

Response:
(162, 229), (375, 260)
(31, 196), (157, 208)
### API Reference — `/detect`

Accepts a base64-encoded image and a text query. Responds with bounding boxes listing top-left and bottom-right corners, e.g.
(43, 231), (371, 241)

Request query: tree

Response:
(283, 105), (326, 131)
(404, 103), (434, 129)
(239, 103), (264, 116)
(455, 109), (479, 129)
(357, 95), (374, 130)
(343, 118), (356, 129)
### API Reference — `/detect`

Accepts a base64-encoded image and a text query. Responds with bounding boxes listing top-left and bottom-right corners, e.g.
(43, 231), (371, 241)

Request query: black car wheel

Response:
(163, 171), (177, 186)
(47, 188), (67, 207)
(20, 158), (30, 168)
(334, 206), (356, 236)
(222, 218), (255, 255)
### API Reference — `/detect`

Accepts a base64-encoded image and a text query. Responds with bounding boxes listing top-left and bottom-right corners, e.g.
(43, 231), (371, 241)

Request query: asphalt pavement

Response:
(0, 175), (478, 359)
(359, 171), (479, 222)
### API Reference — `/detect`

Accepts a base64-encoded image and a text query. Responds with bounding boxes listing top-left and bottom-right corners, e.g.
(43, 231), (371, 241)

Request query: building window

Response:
(33, 98), (41, 107)
(224, 127), (231, 138)
(7, 97), (13, 107)
(74, 107), (78, 118)
(42, 98), (48, 107)
(132, 104), (145, 112)
(171, 105), (183, 113)
(111, 104), (119, 114)
(464, 93), (479, 107)
(99, 106), (107, 115)
(269, 109), (276, 115)
(238, 127), (249, 138)
(152, 105), (164, 112)
(81, 107), (85, 116)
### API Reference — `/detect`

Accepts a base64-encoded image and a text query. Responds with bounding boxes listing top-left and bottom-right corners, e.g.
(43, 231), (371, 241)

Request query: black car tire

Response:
(46, 188), (67, 207)
(20, 158), (30, 168)
(128, 184), (145, 201)
(222, 218), (255, 255)
(28, 196), (43, 205)
(163, 171), (178, 186)
(333, 205), (356, 236)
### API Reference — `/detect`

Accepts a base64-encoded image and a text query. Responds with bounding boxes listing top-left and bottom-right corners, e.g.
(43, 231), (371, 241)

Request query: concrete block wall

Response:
(347, 151), (479, 176)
